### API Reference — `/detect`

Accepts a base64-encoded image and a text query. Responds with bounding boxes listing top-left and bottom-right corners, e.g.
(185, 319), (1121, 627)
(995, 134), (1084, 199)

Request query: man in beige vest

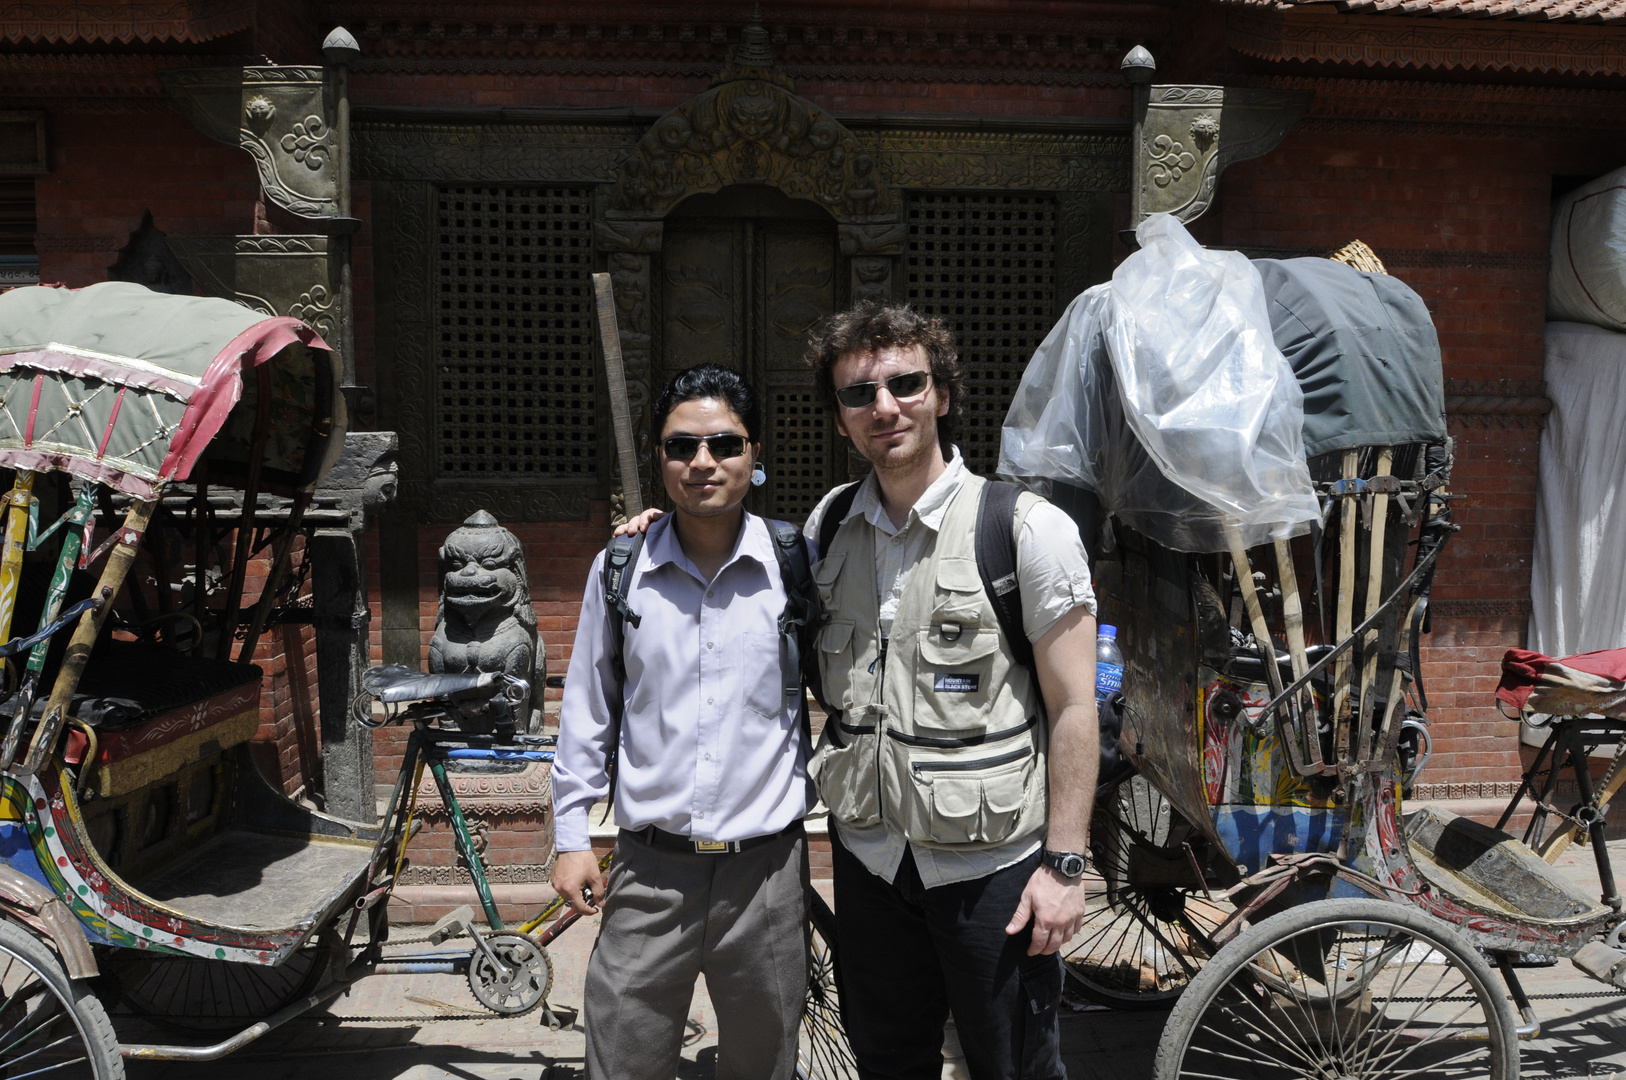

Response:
(803, 303), (1099, 1079)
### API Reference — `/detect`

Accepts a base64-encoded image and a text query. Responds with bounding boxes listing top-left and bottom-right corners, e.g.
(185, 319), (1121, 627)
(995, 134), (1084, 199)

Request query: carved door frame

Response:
(594, 59), (903, 508)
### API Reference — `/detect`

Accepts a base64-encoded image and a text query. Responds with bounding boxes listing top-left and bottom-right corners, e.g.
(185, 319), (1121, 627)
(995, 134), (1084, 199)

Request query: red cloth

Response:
(1497, 646), (1626, 712)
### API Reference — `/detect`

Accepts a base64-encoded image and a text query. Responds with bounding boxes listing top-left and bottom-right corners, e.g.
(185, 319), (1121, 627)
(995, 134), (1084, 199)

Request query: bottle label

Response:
(1096, 662), (1123, 699)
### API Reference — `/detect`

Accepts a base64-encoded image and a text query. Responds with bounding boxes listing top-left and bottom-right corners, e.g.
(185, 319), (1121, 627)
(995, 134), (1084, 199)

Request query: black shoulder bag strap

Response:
(975, 480), (1035, 678)
(601, 531), (645, 798)
(768, 520), (818, 742)
(816, 481), (863, 562)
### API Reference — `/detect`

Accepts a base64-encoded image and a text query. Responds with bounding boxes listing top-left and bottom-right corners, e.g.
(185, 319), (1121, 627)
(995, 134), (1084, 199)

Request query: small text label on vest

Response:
(935, 673), (981, 693)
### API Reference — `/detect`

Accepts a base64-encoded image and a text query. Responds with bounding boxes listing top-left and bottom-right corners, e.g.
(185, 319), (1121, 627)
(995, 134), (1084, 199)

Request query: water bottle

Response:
(1096, 625), (1124, 703)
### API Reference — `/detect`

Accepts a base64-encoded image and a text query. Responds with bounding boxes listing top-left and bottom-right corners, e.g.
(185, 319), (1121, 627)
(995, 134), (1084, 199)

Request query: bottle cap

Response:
(1099, 624), (1117, 639)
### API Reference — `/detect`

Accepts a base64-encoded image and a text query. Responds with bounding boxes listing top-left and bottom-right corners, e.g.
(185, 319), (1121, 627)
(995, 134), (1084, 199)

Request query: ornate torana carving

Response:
(1135, 84), (1313, 225)
(430, 511), (547, 733)
(160, 66), (343, 220)
(168, 234), (340, 350)
(608, 16), (899, 222)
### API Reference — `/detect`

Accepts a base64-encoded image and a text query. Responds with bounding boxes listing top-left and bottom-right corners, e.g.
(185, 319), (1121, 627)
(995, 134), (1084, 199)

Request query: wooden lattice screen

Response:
(433, 185), (597, 479)
(905, 192), (1058, 477)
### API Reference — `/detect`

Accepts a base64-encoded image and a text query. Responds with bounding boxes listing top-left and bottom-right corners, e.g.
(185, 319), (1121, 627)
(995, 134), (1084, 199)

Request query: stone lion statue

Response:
(428, 510), (545, 733)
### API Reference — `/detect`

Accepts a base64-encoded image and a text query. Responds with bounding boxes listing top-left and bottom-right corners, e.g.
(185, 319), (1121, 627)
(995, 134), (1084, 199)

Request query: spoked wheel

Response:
(467, 934), (552, 1016)
(114, 945), (324, 1034)
(798, 892), (858, 1080)
(1154, 897), (1519, 1080)
(1064, 774), (1234, 1010)
(0, 919), (122, 1078)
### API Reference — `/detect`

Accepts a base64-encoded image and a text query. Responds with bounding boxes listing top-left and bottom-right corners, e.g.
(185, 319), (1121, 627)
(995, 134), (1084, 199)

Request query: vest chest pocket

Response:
(914, 628), (1003, 733)
(816, 619), (858, 713)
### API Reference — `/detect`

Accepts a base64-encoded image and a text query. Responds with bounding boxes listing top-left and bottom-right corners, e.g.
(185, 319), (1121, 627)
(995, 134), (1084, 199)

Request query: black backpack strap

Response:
(601, 531), (645, 799)
(975, 480), (1035, 678)
(815, 481), (863, 561)
(768, 519), (818, 741)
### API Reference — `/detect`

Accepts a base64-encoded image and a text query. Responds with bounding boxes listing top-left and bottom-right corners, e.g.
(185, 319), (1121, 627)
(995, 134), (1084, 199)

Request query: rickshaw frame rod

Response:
(1212, 852), (1410, 950)
(119, 979), (349, 1060)
(1262, 536), (1445, 777)
(1492, 952), (1543, 1039)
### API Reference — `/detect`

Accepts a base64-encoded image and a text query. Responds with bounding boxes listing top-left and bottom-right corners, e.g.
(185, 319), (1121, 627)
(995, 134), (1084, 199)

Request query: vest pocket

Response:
(906, 745), (1034, 845)
(810, 724), (882, 829)
(914, 628), (1003, 733)
(816, 620), (857, 713)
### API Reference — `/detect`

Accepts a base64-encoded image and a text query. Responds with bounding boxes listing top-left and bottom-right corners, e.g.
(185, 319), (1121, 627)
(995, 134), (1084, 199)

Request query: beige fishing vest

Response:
(809, 474), (1048, 850)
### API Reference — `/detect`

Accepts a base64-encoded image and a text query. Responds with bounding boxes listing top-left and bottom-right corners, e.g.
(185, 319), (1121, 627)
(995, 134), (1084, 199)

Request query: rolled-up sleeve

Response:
(551, 551), (620, 852)
(1017, 499), (1097, 644)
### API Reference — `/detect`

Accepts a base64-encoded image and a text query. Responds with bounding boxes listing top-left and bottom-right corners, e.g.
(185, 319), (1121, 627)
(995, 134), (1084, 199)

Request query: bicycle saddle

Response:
(364, 665), (498, 703)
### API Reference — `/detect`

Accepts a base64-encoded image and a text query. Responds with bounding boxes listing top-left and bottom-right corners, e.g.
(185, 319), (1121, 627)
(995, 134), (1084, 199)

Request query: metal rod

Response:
(593, 272), (643, 520)
(217, 364), (272, 658)
(427, 756), (504, 932)
(120, 979), (349, 1061)
(238, 492), (311, 664)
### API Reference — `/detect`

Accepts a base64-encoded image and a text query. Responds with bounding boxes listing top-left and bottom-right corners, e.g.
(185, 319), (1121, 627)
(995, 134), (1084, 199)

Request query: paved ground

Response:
(122, 843), (1626, 1079)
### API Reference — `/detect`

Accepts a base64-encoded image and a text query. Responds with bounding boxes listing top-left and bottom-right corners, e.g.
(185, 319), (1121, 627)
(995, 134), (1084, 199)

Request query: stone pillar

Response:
(313, 430), (398, 823)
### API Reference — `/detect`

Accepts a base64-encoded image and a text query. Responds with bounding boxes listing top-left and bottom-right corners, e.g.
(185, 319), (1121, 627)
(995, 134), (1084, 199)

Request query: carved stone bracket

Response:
(1132, 84), (1313, 225)
(1444, 379), (1552, 429)
(169, 234), (342, 357)
(161, 66), (343, 220)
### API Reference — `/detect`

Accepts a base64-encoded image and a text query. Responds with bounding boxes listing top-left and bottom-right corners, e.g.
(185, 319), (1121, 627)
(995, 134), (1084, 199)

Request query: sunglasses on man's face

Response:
(834, 370), (933, 410)
(662, 433), (749, 462)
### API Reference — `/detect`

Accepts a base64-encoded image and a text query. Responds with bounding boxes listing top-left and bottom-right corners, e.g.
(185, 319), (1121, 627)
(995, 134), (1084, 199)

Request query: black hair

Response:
(651, 363), (761, 446)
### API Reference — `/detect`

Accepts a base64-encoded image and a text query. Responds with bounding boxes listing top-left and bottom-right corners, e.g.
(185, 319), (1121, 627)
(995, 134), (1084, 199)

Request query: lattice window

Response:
(434, 186), (595, 479)
(905, 193), (1057, 477)
(770, 388), (830, 521)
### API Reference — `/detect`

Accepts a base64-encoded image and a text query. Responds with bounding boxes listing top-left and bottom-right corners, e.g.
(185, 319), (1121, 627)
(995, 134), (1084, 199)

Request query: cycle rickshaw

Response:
(1002, 216), (1624, 1078)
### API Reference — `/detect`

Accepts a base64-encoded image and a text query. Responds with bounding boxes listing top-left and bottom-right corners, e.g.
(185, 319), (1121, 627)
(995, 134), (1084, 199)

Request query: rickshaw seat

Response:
(61, 641), (262, 799)
(1496, 647), (1626, 720)
(364, 664), (496, 703)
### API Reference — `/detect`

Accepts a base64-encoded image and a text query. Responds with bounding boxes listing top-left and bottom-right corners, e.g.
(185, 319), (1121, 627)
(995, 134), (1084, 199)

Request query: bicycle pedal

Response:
(428, 903), (475, 946)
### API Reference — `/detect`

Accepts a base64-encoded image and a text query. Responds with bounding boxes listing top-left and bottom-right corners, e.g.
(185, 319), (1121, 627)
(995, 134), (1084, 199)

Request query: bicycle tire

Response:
(0, 918), (123, 1079)
(1153, 897), (1519, 1080)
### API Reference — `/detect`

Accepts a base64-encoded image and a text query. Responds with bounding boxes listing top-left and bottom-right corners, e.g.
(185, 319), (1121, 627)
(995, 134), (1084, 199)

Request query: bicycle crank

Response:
(468, 933), (554, 1016)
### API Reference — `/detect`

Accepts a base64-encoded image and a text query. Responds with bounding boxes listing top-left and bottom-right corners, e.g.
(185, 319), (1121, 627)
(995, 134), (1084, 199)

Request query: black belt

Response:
(622, 821), (802, 855)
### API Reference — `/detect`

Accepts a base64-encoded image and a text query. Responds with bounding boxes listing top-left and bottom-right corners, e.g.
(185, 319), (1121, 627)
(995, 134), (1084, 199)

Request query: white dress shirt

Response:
(552, 512), (814, 852)
(803, 448), (1097, 887)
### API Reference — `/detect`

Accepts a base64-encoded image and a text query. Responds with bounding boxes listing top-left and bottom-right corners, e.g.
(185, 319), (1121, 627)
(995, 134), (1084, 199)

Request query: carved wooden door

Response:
(661, 188), (842, 522)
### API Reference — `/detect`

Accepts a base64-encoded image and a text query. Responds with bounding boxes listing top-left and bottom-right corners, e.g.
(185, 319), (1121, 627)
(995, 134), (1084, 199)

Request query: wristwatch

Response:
(1041, 848), (1089, 878)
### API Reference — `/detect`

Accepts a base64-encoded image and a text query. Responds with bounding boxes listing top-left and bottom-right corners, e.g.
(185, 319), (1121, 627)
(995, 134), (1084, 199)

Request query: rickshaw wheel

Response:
(112, 944), (324, 1034)
(0, 919), (123, 1079)
(1154, 897), (1519, 1080)
(1063, 774), (1234, 1011)
(467, 933), (552, 1016)
(798, 891), (858, 1080)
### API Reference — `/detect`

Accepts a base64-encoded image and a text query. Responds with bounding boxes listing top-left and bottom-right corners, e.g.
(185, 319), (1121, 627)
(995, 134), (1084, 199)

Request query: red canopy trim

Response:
(157, 317), (329, 486)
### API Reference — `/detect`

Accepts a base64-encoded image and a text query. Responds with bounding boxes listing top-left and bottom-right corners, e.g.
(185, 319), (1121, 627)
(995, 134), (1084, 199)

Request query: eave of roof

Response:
(1221, 0), (1626, 24)
(1, 1), (254, 46)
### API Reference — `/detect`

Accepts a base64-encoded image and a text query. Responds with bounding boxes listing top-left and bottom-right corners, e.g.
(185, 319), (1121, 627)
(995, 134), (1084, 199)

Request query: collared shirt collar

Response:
(844, 446), (967, 537)
(644, 509), (772, 583)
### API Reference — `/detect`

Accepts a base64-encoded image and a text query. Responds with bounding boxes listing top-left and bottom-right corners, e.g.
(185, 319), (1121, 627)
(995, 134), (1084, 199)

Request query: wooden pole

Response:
(1225, 525), (1286, 705)
(1273, 538), (1317, 764)
(592, 272), (643, 521)
(1331, 450), (1360, 765)
(1356, 449), (1395, 762)
(0, 472), (36, 650)
(22, 500), (157, 774)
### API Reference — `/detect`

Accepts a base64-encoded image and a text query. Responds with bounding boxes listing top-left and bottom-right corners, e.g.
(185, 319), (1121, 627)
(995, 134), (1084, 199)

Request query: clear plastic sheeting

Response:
(1001, 214), (1319, 553)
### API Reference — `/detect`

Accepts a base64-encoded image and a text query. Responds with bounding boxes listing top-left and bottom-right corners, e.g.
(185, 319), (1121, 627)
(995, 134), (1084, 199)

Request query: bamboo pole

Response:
(1355, 449), (1395, 762)
(1331, 450), (1360, 764)
(21, 500), (157, 775)
(1273, 538), (1317, 764)
(1225, 524), (1285, 705)
(0, 472), (36, 650)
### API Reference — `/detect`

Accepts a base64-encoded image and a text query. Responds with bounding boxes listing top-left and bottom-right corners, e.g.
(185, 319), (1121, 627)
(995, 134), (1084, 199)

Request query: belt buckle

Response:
(694, 839), (729, 853)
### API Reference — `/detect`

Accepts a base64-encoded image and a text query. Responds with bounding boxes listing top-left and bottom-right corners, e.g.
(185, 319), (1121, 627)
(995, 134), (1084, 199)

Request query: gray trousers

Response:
(583, 826), (809, 1080)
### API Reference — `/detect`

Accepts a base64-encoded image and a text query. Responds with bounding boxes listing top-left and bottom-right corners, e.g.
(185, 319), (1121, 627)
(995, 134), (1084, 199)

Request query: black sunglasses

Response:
(834, 370), (933, 409)
(662, 433), (749, 462)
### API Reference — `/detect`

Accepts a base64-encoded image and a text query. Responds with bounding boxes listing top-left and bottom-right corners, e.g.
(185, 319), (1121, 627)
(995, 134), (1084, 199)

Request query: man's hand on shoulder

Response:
(1006, 863), (1088, 956)
(551, 849), (607, 916)
(614, 508), (665, 537)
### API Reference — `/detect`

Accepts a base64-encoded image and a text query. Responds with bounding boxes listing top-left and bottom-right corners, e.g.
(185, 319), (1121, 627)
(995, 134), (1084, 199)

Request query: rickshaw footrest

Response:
(1572, 942), (1626, 989)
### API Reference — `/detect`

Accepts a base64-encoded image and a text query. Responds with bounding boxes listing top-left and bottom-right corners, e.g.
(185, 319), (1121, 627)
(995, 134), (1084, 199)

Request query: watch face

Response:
(1060, 854), (1087, 877)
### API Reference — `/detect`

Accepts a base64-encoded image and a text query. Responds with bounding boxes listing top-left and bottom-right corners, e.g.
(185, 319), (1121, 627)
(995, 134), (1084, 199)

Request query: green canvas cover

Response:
(0, 282), (340, 497)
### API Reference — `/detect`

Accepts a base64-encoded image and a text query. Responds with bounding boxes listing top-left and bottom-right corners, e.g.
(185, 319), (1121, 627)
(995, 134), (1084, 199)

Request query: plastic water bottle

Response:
(1096, 625), (1125, 703)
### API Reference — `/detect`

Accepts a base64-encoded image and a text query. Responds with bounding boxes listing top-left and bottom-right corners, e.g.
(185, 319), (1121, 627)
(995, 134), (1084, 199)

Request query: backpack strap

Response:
(816, 481), (863, 561)
(975, 480), (1035, 678)
(768, 520), (818, 741)
(601, 531), (645, 799)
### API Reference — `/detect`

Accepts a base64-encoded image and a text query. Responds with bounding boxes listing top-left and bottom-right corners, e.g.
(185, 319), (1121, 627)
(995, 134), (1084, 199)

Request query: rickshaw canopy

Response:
(0, 282), (344, 498)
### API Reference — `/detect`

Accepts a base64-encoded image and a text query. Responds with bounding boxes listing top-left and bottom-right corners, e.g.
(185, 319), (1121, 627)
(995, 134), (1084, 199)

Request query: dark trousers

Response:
(829, 830), (1065, 1080)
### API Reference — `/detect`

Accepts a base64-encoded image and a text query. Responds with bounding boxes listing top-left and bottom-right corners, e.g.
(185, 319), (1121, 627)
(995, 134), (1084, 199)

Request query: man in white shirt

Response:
(551, 364), (813, 1080)
(803, 303), (1099, 1079)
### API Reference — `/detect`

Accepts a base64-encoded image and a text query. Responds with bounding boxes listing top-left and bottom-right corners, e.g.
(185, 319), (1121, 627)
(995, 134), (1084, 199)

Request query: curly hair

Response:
(803, 302), (962, 454)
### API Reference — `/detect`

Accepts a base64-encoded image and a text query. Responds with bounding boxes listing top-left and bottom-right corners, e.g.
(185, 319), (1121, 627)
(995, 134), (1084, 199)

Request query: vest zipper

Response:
(910, 745), (1029, 779)
(886, 715), (1037, 749)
